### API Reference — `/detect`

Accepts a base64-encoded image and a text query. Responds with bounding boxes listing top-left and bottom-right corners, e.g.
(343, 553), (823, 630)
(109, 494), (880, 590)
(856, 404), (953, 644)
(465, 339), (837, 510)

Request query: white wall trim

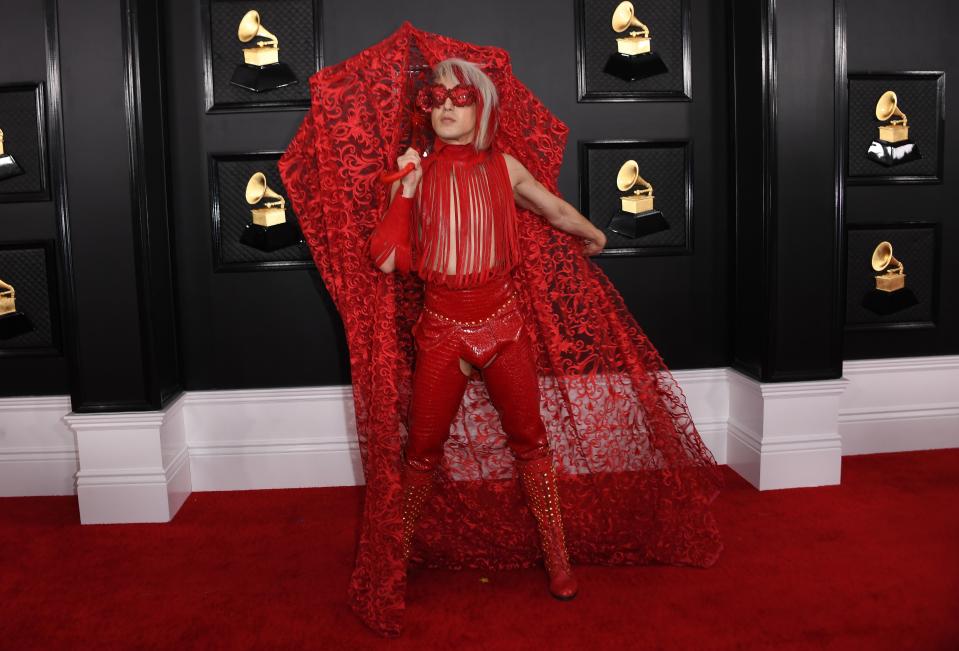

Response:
(841, 355), (959, 373)
(1, 355), (956, 515)
(838, 355), (959, 455)
(64, 396), (191, 524)
(726, 369), (847, 490)
(839, 402), (959, 422)
(0, 395), (77, 496)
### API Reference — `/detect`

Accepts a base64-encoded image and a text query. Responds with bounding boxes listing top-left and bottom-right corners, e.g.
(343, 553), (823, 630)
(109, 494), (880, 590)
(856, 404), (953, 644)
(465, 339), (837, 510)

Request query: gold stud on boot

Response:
(517, 454), (578, 600)
(400, 464), (435, 561)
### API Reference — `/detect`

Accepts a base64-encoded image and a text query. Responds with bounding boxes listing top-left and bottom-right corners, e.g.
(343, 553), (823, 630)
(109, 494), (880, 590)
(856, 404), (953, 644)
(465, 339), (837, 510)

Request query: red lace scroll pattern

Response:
(280, 21), (724, 638)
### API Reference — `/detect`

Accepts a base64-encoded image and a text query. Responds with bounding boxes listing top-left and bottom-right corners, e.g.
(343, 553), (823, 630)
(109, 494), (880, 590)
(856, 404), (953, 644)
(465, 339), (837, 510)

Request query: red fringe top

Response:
(413, 137), (520, 288)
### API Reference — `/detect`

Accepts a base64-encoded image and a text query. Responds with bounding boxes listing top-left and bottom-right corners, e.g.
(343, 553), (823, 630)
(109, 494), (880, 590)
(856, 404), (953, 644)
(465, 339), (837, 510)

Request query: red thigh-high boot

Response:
(480, 328), (578, 600)
(399, 463), (435, 561)
(515, 454), (578, 600)
(401, 333), (470, 562)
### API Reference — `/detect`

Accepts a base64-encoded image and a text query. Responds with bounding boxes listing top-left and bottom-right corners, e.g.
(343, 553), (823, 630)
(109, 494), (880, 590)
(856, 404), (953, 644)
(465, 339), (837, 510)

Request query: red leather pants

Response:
(404, 275), (550, 472)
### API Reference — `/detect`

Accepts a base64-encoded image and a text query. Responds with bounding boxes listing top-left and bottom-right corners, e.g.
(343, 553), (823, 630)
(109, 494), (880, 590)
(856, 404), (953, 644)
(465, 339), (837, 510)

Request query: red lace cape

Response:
(279, 21), (724, 638)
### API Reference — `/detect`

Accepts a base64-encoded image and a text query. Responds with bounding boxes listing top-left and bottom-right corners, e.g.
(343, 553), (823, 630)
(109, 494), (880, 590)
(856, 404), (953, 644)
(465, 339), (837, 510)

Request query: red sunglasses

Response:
(416, 83), (479, 112)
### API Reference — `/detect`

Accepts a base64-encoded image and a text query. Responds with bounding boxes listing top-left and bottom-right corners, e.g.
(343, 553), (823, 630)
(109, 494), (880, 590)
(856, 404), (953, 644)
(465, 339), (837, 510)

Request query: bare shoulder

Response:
(500, 152), (531, 187)
(501, 152), (523, 171)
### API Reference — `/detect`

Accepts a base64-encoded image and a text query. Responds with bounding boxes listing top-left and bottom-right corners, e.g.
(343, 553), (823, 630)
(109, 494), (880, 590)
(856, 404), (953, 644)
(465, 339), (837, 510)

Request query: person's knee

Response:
(508, 436), (549, 462)
(505, 417), (549, 462)
(406, 405), (453, 472)
(404, 439), (444, 472)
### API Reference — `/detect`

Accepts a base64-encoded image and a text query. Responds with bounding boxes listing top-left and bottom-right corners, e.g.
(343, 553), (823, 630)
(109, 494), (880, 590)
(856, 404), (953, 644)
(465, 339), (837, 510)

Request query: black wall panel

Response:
(165, 0), (732, 392)
(843, 0), (958, 359)
(58, 0), (145, 405)
(729, 0), (844, 382)
(0, 1), (71, 396)
(771, 0), (842, 379)
(27, 0), (954, 401)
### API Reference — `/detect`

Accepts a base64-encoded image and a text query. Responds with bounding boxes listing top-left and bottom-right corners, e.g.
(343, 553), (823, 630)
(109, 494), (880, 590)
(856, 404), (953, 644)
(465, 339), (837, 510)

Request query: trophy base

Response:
(230, 63), (298, 93)
(862, 287), (919, 316)
(0, 154), (25, 181)
(0, 311), (34, 340)
(608, 209), (668, 239)
(603, 52), (668, 81)
(865, 139), (922, 167)
(239, 221), (301, 252)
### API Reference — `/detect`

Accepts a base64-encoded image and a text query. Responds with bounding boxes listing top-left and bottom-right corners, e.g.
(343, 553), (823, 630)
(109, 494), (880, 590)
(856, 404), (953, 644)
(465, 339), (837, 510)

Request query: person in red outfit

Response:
(368, 57), (607, 601)
(280, 23), (723, 637)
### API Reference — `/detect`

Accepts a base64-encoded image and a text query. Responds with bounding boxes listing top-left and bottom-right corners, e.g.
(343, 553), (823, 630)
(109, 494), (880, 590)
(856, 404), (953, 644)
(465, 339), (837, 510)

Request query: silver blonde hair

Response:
(432, 58), (499, 150)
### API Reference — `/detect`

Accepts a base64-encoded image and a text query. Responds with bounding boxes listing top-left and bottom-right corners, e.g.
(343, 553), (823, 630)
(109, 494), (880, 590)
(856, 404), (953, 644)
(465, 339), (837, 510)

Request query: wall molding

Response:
(838, 355), (959, 455)
(726, 369), (846, 490)
(2, 357), (957, 518)
(64, 397), (190, 523)
(0, 395), (76, 496)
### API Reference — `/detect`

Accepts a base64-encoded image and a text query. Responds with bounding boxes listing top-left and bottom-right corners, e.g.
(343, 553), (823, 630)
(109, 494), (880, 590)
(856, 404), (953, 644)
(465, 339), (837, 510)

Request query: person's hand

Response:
(398, 148), (422, 196)
(582, 229), (606, 256)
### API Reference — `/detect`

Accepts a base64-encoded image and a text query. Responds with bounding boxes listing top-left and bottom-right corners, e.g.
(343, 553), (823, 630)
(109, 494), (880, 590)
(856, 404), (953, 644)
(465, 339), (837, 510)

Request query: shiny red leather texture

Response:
(406, 274), (548, 472)
(413, 274), (523, 366)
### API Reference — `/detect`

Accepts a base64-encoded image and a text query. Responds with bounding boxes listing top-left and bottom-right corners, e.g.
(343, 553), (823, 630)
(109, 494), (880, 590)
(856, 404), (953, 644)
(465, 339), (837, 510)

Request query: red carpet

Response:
(1, 448), (957, 650)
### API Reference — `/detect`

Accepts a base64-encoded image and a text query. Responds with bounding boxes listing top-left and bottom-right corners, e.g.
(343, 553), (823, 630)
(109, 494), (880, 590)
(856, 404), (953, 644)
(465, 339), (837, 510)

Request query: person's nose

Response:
(442, 97), (454, 110)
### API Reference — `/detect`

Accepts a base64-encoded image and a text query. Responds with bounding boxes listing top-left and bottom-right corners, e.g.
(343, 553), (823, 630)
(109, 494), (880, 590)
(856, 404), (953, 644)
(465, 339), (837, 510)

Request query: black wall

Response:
(3, 0), (955, 404)
(842, 0), (958, 359)
(1, 0), (179, 410)
(729, 0), (844, 382)
(165, 0), (732, 393)
(0, 1), (71, 396)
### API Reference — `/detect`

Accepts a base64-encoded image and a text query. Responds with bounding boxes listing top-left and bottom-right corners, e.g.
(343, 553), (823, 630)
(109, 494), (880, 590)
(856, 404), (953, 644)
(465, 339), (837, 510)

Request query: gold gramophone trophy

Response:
(0, 279), (34, 340)
(229, 10), (298, 92)
(603, 1), (668, 81)
(861, 239), (919, 315)
(0, 128), (26, 182)
(239, 172), (301, 251)
(865, 91), (922, 166)
(607, 160), (668, 239)
(871, 241), (905, 292)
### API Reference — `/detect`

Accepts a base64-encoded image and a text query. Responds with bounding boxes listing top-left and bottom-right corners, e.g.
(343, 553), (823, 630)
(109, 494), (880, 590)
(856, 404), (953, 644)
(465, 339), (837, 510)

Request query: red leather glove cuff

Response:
(369, 194), (413, 273)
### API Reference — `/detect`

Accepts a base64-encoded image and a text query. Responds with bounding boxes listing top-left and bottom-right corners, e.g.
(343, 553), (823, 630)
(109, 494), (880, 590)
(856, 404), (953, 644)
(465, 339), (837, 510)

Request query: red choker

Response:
(430, 137), (486, 163)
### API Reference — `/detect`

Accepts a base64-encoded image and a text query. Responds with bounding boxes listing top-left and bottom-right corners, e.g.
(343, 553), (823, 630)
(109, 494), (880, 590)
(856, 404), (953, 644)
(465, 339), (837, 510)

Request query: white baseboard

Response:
(671, 368), (730, 465)
(839, 356), (959, 455)
(182, 387), (364, 491)
(726, 370), (846, 490)
(0, 396), (77, 497)
(1, 356), (956, 512)
(65, 400), (191, 524)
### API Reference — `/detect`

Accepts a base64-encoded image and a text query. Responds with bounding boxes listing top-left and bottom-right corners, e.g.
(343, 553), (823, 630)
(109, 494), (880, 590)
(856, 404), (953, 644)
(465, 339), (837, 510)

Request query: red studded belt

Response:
(413, 274), (525, 366)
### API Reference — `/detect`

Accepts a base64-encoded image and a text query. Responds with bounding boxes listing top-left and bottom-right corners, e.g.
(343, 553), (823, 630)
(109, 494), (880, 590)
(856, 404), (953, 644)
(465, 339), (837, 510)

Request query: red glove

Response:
(368, 193), (414, 273)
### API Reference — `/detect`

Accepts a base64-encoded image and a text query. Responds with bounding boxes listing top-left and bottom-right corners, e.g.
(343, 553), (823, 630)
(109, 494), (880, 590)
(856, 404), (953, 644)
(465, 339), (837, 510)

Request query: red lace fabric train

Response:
(279, 21), (724, 638)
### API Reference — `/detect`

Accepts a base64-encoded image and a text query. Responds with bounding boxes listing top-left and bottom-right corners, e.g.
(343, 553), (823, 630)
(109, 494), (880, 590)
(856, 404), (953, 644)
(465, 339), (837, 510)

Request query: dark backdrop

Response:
(842, 0), (958, 359)
(164, 0), (732, 390)
(0, 1), (70, 396)
(6, 0), (956, 401)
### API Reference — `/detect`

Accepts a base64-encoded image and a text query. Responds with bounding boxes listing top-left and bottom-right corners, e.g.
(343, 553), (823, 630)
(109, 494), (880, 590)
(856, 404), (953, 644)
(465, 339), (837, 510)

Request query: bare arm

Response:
(503, 154), (607, 256)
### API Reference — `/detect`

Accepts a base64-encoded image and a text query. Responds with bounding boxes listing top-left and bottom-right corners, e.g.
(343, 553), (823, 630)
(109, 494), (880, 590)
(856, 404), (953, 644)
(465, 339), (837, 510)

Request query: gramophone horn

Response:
(875, 90), (906, 124)
(616, 160), (639, 191)
(634, 172), (652, 194)
(871, 241), (901, 273)
(237, 10), (278, 46)
(245, 172), (285, 207)
(246, 172), (267, 203)
(611, 1), (644, 33)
